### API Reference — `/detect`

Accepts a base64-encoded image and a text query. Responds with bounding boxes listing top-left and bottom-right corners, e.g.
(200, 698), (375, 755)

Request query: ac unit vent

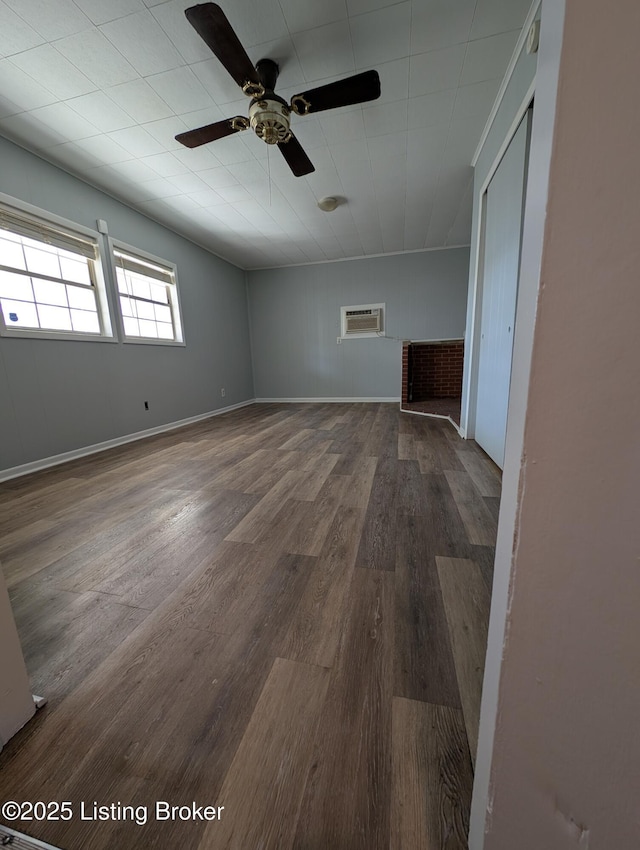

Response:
(345, 308), (381, 334)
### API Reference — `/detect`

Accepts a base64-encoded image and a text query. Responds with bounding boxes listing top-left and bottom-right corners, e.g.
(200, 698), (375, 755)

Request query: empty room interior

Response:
(0, 1), (637, 848)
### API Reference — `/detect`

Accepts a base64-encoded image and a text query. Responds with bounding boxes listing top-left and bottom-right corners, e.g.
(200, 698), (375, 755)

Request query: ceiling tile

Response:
(0, 111), (66, 147)
(11, 45), (96, 99)
(320, 109), (366, 144)
(366, 130), (406, 162)
(188, 188), (226, 207)
(350, 2), (411, 69)
(471, 0), (532, 40)
(347, 0), (402, 15)
(173, 145), (222, 171)
(73, 0), (146, 25)
(54, 29), (139, 87)
(0, 59), (58, 110)
(292, 21), (355, 80)
(72, 134), (135, 164)
(147, 66), (215, 115)
(212, 0), (289, 49)
(0, 4), (44, 57)
(410, 0), (476, 54)
(151, 0), (213, 64)
(460, 30), (519, 85)
(108, 157), (159, 181)
(452, 78), (500, 121)
(216, 184), (253, 203)
(107, 79), (173, 123)
(375, 57), (409, 104)
(108, 125), (166, 157)
(48, 140), (105, 172)
(133, 177), (183, 199)
(363, 99), (408, 137)
(3, 0), (92, 40)
(205, 134), (253, 166)
(142, 115), (190, 150)
(191, 59), (246, 106)
(166, 172), (211, 193)
(279, 0), (347, 34)
(409, 43), (466, 97)
(66, 91), (135, 132)
(407, 88), (456, 129)
(198, 167), (241, 190)
(99, 10), (184, 76)
(141, 151), (188, 177)
(29, 103), (99, 141)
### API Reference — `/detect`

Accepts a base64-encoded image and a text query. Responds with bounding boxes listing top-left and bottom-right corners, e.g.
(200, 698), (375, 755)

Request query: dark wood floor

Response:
(0, 403), (500, 850)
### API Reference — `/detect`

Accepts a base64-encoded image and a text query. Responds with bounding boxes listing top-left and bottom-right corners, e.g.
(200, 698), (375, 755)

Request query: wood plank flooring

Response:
(0, 403), (499, 850)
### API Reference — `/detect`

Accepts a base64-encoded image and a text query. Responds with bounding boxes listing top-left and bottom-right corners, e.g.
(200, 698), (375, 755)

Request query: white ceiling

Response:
(0, 0), (531, 269)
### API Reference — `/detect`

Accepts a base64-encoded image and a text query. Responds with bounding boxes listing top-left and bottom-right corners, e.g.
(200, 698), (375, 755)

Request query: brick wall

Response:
(405, 340), (464, 400)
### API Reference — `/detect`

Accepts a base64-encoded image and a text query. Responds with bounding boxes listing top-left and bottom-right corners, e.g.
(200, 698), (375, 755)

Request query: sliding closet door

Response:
(474, 110), (531, 468)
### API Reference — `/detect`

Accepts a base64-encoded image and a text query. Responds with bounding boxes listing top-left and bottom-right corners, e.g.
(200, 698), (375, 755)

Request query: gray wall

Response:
(0, 135), (254, 474)
(248, 248), (470, 400)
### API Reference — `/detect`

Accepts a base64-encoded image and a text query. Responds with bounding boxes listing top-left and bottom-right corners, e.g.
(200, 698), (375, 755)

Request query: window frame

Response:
(108, 238), (185, 347)
(0, 194), (115, 343)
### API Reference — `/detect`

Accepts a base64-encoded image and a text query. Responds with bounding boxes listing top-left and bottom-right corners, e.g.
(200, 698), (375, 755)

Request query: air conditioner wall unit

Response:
(344, 307), (382, 334)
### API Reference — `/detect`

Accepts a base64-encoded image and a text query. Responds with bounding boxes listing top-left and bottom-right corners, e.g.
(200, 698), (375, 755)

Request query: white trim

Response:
(255, 397), (400, 403)
(0, 399), (254, 483)
(468, 0), (567, 844)
(249, 244), (471, 272)
(472, 0), (542, 167)
(400, 406), (462, 434)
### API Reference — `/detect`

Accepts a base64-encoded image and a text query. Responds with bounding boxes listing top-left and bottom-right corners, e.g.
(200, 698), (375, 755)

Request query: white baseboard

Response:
(0, 399), (255, 483)
(255, 397), (401, 403)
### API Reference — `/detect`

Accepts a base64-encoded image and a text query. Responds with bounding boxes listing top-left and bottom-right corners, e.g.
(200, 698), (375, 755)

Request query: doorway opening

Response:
(401, 339), (464, 427)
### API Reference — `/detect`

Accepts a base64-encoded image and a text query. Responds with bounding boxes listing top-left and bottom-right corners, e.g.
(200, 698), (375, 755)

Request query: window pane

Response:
(138, 319), (158, 338)
(157, 322), (174, 340)
(120, 295), (133, 317)
(116, 268), (130, 294)
(0, 237), (26, 270)
(2, 298), (40, 328)
(67, 285), (96, 311)
(0, 271), (33, 301)
(37, 304), (72, 331)
(33, 279), (68, 307)
(130, 274), (150, 301)
(70, 309), (100, 333)
(59, 256), (91, 285)
(24, 246), (61, 278)
(154, 304), (172, 324)
(123, 316), (140, 336)
(149, 282), (169, 304)
(136, 299), (155, 320)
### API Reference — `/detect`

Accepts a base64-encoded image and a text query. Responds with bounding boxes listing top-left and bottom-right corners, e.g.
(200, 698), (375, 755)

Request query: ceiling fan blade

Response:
(185, 4), (262, 94)
(290, 70), (381, 116)
(175, 117), (247, 149)
(277, 134), (315, 177)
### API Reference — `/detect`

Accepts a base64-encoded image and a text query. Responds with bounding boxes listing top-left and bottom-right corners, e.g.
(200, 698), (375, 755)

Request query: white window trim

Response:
(339, 302), (386, 339)
(0, 193), (115, 343)
(107, 238), (185, 347)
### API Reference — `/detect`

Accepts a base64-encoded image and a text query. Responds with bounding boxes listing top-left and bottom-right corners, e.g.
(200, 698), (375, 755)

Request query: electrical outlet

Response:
(221, 388), (225, 397)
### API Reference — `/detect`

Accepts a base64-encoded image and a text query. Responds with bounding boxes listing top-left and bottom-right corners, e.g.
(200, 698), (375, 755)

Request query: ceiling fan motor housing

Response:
(249, 96), (291, 145)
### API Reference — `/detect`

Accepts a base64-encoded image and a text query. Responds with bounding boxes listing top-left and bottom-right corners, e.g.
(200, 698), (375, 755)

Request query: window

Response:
(113, 246), (184, 344)
(0, 204), (111, 340)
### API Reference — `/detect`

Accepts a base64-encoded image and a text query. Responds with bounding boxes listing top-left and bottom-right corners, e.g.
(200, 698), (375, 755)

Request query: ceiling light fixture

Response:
(317, 196), (339, 212)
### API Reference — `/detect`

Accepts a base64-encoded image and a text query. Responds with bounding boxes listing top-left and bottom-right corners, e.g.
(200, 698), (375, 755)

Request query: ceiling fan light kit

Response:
(175, 3), (381, 177)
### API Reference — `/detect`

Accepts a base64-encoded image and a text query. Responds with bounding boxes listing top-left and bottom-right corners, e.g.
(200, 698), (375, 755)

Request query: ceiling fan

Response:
(175, 3), (381, 176)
